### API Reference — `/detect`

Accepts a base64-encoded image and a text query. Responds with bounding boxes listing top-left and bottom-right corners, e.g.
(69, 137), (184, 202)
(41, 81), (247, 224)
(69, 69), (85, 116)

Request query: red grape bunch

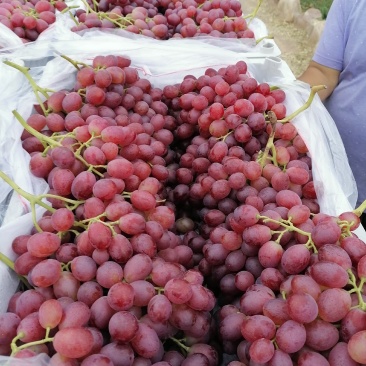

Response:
(149, 60), (366, 365)
(0, 0), (67, 42)
(71, 0), (257, 41)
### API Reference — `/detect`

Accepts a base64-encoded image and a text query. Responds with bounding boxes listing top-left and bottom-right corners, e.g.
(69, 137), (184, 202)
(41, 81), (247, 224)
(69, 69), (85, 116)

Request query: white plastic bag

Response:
(0, 353), (50, 365)
(0, 24), (24, 51)
(0, 59), (50, 225)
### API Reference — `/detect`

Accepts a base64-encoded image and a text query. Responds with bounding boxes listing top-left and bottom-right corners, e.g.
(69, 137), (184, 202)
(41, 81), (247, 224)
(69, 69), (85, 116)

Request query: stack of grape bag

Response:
(0, 28), (364, 366)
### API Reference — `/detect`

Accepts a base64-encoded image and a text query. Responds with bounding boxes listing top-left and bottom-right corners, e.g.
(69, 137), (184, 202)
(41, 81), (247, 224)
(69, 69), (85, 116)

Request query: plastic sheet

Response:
(0, 353), (50, 365)
(0, 23), (23, 51)
(0, 59), (49, 225)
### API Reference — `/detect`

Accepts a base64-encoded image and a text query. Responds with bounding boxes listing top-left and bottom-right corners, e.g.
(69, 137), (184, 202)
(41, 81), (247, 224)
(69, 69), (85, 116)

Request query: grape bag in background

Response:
(38, 11), (281, 57)
(0, 0), (280, 57)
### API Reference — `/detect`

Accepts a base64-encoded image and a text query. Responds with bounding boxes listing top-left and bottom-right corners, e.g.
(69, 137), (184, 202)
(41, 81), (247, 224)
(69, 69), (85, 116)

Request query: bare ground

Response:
(243, 0), (315, 77)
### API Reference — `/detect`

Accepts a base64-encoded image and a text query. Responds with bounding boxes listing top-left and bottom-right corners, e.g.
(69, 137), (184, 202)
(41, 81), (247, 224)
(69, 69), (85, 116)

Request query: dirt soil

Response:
(244, 0), (315, 78)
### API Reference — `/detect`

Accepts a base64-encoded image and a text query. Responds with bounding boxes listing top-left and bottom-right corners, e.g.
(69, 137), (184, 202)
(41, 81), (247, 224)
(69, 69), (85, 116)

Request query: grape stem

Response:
(257, 214), (318, 253)
(353, 199), (366, 218)
(68, 10), (80, 26)
(13, 110), (61, 149)
(61, 54), (90, 70)
(217, 130), (233, 142)
(338, 219), (354, 238)
(13, 110), (104, 177)
(3, 61), (51, 116)
(41, 193), (85, 211)
(91, 0), (99, 12)
(278, 85), (326, 123)
(348, 269), (366, 311)
(60, 5), (79, 13)
(0, 169), (55, 231)
(255, 35), (274, 45)
(169, 337), (190, 353)
(244, 0), (262, 23)
(154, 286), (164, 294)
(258, 110), (277, 168)
(11, 327), (53, 357)
(0, 170), (85, 231)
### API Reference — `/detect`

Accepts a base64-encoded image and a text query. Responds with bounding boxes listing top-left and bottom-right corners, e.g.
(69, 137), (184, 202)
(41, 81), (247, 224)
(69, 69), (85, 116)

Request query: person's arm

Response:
(298, 60), (340, 101)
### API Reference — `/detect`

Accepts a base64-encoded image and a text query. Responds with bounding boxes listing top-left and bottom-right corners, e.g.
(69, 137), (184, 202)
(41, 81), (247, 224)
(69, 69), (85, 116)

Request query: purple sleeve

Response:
(312, 0), (348, 71)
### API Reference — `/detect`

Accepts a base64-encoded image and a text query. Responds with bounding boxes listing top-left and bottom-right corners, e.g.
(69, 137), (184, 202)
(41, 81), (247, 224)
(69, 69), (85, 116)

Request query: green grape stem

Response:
(338, 219), (354, 238)
(218, 130), (234, 142)
(255, 35), (274, 45)
(60, 5), (79, 14)
(11, 327), (53, 357)
(13, 110), (61, 149)
(3, 61), (50, 116)
(61, 54), (90, 70)
(258, 110), (277, 168)
(13, 109), (104, 177)
(278, 85), (326, 123)
(169, 337), (190, 353)
(244, 0), (262, 23)
(154, 286), (164, 295)
(348, 269), (366, 311)
(68, 11), (80, 26)
(353, 199), (366, 218)
(0, 170), (86, 231)
(0, 170), (54, 213)
(257, 214), (317, 253)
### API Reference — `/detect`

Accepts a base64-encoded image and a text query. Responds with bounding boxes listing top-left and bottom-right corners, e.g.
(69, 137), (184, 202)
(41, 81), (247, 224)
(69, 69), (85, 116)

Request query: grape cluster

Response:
(0, 0), (66, 42)
(71, 0), (255, 41)
(1, 0), (259, 45)
(1, 53), (366, 366)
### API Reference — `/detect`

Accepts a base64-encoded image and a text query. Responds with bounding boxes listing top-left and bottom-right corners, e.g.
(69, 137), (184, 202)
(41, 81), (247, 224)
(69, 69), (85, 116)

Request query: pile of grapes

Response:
(1, 53), (366, 366)
(0, 0), (67, 42)
(71, 0), (255, 41)
(0, 0), (261, 44)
